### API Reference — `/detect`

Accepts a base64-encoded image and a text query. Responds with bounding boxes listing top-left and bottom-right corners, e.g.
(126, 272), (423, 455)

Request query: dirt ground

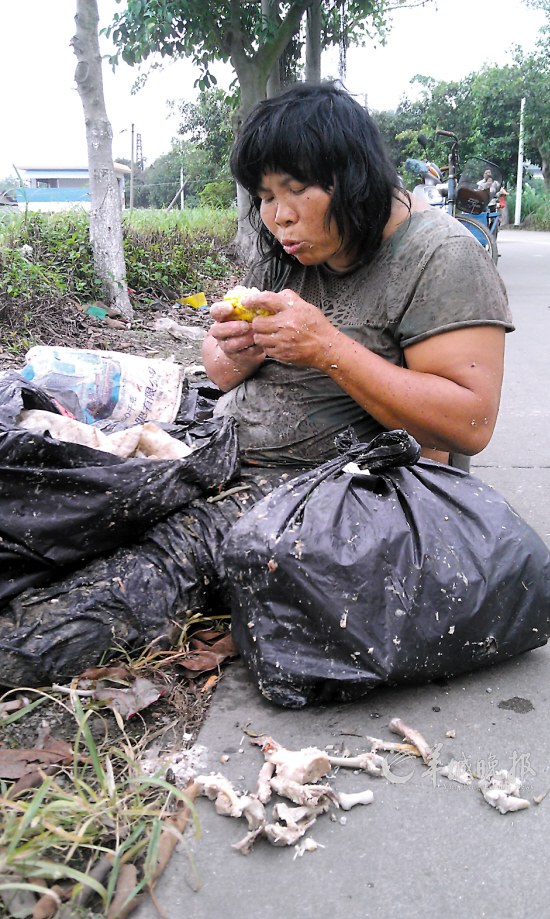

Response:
(0, 272), (242, 764)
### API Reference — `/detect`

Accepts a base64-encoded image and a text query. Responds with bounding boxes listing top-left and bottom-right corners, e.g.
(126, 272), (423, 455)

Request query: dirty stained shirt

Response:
(214, 208), (513, 467)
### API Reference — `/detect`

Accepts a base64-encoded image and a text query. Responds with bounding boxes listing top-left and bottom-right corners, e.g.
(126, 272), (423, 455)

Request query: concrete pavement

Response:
(135, 229), (550, 919)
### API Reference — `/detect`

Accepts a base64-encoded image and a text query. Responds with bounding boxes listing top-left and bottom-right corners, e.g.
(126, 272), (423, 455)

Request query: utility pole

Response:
(514, 98), (525, 227)
(129, 122), (135, 210)
(135, 132), (143, 171)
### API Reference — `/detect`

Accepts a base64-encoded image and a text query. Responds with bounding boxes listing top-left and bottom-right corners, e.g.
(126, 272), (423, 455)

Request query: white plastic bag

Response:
(20, 346), (185, 425)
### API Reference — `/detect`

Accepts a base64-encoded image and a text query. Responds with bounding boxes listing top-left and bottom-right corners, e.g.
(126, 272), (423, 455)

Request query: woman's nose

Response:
(275, 202), (296, 226)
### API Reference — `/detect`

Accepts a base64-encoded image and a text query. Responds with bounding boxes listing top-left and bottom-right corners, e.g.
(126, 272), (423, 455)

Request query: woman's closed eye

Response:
(289, 184), (309, 196)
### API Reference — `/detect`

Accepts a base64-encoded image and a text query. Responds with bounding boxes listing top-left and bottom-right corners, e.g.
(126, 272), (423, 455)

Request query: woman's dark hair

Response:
(230, 81), (404, 265)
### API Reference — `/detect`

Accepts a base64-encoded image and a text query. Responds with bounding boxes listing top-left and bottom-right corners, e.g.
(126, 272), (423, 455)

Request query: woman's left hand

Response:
(246, 288), (339, 368)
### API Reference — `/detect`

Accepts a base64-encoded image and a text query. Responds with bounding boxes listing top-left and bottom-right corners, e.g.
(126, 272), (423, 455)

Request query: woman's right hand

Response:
(202, 301), (266, 391)
(209, 301), (265, 360)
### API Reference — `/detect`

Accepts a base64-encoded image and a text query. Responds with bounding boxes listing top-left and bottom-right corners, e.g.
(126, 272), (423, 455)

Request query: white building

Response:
(12, 164), (131, 212)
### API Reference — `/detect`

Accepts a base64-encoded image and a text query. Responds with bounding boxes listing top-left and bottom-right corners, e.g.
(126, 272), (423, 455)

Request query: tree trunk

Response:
(71, 0), (133, 321)
(231, 61), (271, 265)
(264, 0), (282, 97)
(540, 153), (550, 192)
(305, 2), (321, 82)
(229, 0), (313, 265)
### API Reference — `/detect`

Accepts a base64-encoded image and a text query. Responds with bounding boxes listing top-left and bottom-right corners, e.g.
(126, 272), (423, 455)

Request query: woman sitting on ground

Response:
(0, 82), (515, 689)
(204, 81), (513, 469)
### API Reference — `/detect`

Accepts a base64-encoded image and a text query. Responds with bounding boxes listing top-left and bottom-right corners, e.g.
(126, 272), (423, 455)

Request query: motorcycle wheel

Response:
(456, 214), (499, 264)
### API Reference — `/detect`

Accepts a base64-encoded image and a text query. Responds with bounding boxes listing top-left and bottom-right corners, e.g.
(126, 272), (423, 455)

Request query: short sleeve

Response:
(396, 234), (514, 348)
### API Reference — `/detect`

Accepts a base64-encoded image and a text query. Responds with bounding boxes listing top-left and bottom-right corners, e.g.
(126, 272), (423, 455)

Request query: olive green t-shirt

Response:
(214, 209), (513, 467)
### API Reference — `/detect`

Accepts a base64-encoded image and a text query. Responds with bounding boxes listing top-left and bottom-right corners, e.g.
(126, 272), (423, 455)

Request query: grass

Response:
(506, 182), (550, 229)
(0, 679), (200, 917)
(0, 207), (238, 358)
(0, 208), (237, 299)
(122, 207), (237, 236)
(0, 613), (230, 917)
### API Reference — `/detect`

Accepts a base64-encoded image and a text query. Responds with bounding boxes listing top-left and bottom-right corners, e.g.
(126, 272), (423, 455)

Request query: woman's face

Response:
(257, 171), (355, 271)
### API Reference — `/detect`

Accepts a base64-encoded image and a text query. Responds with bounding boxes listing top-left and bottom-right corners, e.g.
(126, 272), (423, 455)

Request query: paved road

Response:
(472, 229), (550, 541)
(136, 229), (550, 919)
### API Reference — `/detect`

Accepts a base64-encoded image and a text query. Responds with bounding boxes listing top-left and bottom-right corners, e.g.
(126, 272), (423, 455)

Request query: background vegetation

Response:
(0, 209), (237, 357)
(0, 209), (236, 299)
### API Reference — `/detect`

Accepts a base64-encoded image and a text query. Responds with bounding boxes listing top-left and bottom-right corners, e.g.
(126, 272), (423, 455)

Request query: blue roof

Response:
(15, 188), (91, 203)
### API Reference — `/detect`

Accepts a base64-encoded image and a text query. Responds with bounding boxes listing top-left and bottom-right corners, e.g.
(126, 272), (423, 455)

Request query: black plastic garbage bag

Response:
(0, 371), (65, 430)
(224, 431), (550, 708)
(0, 372), (240, 605)
(0, 475), (272, 688)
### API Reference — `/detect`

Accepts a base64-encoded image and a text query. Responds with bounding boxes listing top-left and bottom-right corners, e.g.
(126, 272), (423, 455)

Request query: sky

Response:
(0, 0), (546, 181)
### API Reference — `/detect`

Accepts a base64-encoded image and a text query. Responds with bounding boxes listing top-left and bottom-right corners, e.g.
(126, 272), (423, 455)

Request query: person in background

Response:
(498, 185), (510, 226)
(204, 81), (513, 470)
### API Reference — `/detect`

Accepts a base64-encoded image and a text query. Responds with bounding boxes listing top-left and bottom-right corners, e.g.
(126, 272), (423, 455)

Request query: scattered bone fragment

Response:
(256, 760), (276, 803)
(335, 789), (374, 811)
(233, 800), (323, 853)
(196, 774), (269, 855)
(251, 736), (331, 784)
(270, 776), (337, 807)
(365, 735), (423, 757)
(478, 770), (531, 814)
(327, 751), (385, 776)
(232, 826), (266, 855)
(263, 801), (324, 847)
(446, 730), (456, 739)
(440, 759), (473, 785)
(272, 801), (330, 825)
(264, 818), (316, 847)
(195, 773), (249, 818)
(293, 838), (324, 859)
(241, 796), (267, 831)
(388, 717), (433, 765)
(533, 787), (550, 805)
(232, 798), (267, 854)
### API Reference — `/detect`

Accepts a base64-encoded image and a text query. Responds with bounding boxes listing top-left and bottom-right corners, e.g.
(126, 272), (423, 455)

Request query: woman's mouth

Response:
(281, 240), (309, 256)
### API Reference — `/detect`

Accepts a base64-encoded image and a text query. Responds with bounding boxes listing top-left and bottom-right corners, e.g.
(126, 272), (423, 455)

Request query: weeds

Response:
(0, 208), (237, 357)
(506, 182), (550, 229)
(0, 684), (199, 918)
(0, 208), (237, 303)
(0, 613), (233, 917)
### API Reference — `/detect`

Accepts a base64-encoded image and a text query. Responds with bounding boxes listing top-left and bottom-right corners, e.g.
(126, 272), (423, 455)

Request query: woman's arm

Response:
(323, 324), (505, 456)
(235, 288), (505, 456)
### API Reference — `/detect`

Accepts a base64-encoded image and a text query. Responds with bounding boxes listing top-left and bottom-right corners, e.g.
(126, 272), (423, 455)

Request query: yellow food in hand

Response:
(223, 285), (269, 322)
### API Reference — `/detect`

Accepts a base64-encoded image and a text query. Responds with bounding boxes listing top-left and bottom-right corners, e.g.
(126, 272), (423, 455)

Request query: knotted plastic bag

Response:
(223, 431), (550, 708)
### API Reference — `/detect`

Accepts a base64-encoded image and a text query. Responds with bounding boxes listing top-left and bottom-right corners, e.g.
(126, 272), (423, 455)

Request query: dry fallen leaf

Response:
(149, 784), (200, 887)
(0, 739), (74, 781)
(93, 676), (164, 719)
(79, 664), (133, 682)
(106, 864), (140, 919)
(201, 674), (220, 693)
(178, 633), (239, 678)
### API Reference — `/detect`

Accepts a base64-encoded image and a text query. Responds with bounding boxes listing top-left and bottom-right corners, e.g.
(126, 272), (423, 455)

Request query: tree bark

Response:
(539, 153), (550, 192)
(72, 0), (133, 321)
(230, 0), (313, 263)
(305, 2), (322, 82)
(264, 0), (282, 97)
